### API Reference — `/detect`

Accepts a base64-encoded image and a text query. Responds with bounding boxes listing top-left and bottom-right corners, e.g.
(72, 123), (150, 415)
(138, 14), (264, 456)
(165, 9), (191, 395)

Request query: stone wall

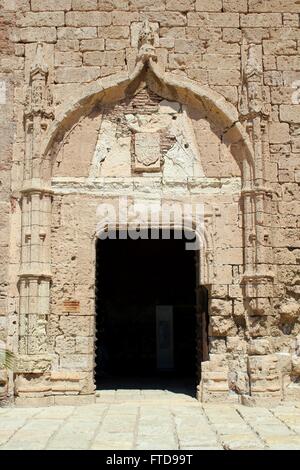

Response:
(0, 1), (16, 397)
(0, 0), (299, 405)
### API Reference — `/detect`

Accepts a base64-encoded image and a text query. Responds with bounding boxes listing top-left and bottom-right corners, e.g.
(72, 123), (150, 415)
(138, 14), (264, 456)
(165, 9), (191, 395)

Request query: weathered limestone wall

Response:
(0, 2), (16, 397)
(0, 0), (299, 405)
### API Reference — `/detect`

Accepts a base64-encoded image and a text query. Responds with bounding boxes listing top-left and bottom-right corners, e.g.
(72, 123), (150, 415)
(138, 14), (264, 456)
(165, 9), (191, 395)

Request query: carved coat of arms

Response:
(126, 113), (170, 173)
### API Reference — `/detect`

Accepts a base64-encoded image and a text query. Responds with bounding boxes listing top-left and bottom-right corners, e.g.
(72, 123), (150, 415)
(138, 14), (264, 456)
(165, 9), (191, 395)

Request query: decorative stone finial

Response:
(245, 44), (263, 83)
(240, 40), (264, 117)
(137, 19), (157, 64)
(30, 43), (48, 80)
(25, 42), (53, 119)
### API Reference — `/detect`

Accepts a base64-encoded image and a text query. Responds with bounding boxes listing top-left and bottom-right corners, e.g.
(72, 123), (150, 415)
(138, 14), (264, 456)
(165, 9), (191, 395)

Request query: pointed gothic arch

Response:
(41, 60), (255, 183)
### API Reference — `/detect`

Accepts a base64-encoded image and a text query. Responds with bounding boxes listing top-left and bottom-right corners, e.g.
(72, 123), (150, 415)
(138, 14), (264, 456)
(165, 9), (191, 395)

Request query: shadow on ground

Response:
(96, 375), (196, 397)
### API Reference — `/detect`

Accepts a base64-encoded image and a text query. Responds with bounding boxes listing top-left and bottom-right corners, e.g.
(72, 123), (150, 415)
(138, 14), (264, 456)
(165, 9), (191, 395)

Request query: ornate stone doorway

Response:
(95, 229), (207, 396)
(13, 28), (284, 406)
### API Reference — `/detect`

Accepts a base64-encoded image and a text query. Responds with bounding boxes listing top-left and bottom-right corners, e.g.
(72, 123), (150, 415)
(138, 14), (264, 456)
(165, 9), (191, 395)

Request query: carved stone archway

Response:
(15, 25), (277, 405)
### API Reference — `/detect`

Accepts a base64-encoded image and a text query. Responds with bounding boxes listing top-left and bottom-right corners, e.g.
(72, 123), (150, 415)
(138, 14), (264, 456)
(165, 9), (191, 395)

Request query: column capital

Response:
(21, 179), (53, 196)
(241, 186), (274, 197)
(242, 273), (275, 305)
(242, 272), (275, 283)
(19, 271), (52, 280)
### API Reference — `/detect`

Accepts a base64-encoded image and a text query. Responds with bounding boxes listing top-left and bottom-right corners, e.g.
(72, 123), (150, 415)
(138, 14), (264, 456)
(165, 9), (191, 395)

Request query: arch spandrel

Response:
(49, 86), (244, 181)
(41, 62), (255, 182)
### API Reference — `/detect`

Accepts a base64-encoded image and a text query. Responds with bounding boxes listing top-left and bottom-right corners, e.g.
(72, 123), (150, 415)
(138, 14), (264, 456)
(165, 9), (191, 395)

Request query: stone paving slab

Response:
(1, 395), (300, 450)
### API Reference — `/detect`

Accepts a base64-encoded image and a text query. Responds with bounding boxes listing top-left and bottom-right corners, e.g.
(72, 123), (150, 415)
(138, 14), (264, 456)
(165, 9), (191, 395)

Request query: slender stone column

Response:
(19, 187), (52, 356)
(15, 44), (54, 403)
(239, 42), (281, 405)
(242, 154), (256, 277)
(240, 42), (275, 316)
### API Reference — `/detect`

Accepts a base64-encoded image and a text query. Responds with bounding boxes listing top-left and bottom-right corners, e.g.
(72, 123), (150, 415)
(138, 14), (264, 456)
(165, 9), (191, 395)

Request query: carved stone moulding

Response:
(243, 271), (274, 292)
(242, 272), (275, 316)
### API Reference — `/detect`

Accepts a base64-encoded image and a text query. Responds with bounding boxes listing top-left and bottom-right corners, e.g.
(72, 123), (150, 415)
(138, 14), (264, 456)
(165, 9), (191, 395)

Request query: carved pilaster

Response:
(18, 43), (54, 366)
(240, 40), (275, 313)
(19, 188), (53, 355)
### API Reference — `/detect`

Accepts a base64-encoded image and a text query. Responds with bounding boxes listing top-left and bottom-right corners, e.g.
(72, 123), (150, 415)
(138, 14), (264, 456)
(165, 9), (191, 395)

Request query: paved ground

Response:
(1, 390), (300, 450)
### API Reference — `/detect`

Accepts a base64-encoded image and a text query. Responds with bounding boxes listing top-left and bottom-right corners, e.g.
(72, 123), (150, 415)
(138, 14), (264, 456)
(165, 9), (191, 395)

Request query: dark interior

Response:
(95, 229), (199, 395)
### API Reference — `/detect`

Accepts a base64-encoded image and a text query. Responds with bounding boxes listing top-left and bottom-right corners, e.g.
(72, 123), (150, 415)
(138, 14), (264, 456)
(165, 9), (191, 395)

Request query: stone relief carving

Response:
(133, 132), (161, 170)
(126, 112), (168, 171)
(89, 87), (204, 178)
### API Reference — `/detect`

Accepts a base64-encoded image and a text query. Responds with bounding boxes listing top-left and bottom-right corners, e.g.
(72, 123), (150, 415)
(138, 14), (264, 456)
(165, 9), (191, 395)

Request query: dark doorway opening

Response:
(95, 229), (205, 396)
